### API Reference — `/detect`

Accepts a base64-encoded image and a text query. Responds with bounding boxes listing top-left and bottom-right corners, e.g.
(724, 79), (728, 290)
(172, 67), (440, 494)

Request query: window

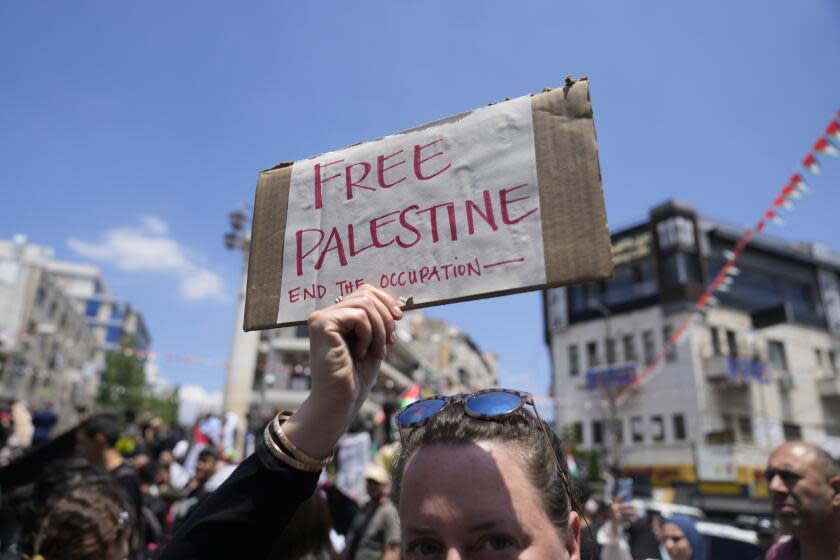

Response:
(726, 329), (739, 357)
(768, 340), (789, 372)
(623, 334), (637, 363)
(35, 286), (46, 305)
(815, 348), (824, 370)
(586, 341), (599, 369)
(673, 414), (686, 441)
(711, 327), (722, 356)
(829, 350), (839, 376)
(663, 325), (677, 362)
(110, 305), (125, 321)
(572, 422), (583, 444)
(642, 330), (655, 364)
(606, 338), (617, 365)
(592, 421), (604, 445)
(631, 416), (644, 443)
(661, 252), (701, 285)
(106, 326), (122, 345)
(650, 415), (665, 442)
(783, 422), (802, 441)
(569, 345), (580, 376)
(85, 299), (101, 318)
(738, 416), (754, 444)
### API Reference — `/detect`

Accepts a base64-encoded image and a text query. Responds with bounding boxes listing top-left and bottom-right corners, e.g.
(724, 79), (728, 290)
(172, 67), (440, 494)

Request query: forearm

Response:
(160, 434), (320, 558)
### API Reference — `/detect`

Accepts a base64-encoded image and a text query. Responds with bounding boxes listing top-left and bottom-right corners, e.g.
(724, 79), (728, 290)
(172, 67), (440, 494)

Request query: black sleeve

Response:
(160, 436), (320, 559)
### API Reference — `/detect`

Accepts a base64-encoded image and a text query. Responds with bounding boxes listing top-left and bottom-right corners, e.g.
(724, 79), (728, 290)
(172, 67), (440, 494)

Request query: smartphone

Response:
(617, 477), (634, 502)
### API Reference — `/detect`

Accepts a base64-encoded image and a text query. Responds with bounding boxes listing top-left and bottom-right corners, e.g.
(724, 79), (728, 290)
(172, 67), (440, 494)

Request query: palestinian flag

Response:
(802, 153), (821, 175)
(814, 137), (839, 157)
(399, 383), (421, 408)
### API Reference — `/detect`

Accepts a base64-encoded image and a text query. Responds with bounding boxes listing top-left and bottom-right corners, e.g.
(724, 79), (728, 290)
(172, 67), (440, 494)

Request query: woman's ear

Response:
(566, 510), (581, 560)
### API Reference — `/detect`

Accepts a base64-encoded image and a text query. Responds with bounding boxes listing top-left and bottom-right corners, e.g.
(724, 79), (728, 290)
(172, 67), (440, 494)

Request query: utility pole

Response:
(589, 299), (622, 475)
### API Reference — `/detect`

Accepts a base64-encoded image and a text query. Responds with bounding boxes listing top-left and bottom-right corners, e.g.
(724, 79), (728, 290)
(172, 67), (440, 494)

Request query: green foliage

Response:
(97, 336), (180, 427)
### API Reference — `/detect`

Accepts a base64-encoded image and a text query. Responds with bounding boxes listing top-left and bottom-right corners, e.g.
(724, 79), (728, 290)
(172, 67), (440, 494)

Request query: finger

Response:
(346, 307), (373, 360)
(356, 289), (397, 345)
(346, 284), (403, 319)
(353, 294), (387, 359)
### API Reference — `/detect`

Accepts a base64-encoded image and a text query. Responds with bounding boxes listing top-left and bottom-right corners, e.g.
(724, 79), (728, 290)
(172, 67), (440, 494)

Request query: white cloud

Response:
(178, 384), (223, 425)
(181, 267), (225, 301)
(68, 216), (225, 302)
(140, 215), (169, 235)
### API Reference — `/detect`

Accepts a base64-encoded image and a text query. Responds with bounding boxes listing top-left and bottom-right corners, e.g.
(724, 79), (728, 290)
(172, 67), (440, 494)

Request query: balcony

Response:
(704, 356), (766, 387)
(817, 376), (840, 399)
(269, 337), (310, 353)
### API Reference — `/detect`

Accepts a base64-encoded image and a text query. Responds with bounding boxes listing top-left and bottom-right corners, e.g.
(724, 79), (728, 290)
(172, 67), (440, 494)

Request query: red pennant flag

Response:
(782, 184), (802, 200)
(815, 137), (839, 157)
(764, 209), (784, 225)
(790, 173), (810, 193)
(772, 196), (794, 211)
(802, 153), (821, 175)
(827, 121), (840, 142)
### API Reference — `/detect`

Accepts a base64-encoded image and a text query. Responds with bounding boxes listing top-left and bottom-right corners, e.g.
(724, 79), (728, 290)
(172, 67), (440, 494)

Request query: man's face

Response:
(367, 479), (386, 502)
(158, 450), (173, 466)
(195, 456), (217, 483)
(766, 443), (837, 532)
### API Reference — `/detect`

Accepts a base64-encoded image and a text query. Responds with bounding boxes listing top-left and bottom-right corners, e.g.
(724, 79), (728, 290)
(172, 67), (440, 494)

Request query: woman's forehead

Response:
(399, 441), (540, 514)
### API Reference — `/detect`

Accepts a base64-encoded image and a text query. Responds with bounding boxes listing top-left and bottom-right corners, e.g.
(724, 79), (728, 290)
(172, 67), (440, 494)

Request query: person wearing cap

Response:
(344, 463), (400, 560)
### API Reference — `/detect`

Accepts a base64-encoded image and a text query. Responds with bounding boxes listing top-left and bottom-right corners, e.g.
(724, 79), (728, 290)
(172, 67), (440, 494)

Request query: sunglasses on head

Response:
(395, 389), (570, 492)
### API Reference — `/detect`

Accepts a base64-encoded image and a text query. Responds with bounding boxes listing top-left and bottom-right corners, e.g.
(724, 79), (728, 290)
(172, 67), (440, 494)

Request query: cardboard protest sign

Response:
(245, 79), (612, 330)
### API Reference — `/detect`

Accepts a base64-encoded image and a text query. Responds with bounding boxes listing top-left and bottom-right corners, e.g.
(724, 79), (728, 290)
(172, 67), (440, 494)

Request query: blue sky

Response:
(1, 1), (838, 400)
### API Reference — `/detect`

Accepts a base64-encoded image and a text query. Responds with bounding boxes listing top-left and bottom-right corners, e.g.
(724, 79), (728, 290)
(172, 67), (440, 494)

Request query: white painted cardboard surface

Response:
(277, 95), (546, 324)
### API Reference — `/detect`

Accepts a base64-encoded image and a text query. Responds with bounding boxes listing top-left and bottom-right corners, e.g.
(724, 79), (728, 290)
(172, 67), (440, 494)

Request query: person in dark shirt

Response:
(76, 413), (145, 557)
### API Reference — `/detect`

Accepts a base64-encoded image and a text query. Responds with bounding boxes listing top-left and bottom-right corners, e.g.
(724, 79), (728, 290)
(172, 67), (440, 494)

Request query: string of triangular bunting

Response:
(616, 109), (840, 405)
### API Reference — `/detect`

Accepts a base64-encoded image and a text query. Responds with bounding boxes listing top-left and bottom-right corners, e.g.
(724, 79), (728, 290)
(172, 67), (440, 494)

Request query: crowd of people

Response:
(0, 284), (838, 559)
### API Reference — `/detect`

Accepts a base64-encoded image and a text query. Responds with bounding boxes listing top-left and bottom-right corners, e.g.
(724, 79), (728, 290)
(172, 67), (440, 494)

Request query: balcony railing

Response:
(704, 355), (766, 387)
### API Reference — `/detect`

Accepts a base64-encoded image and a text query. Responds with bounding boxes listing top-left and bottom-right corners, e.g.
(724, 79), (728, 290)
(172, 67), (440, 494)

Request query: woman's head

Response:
(392, 399), (580, 559)
(33, 484), (131, 560)
(661, 514), (706, 560)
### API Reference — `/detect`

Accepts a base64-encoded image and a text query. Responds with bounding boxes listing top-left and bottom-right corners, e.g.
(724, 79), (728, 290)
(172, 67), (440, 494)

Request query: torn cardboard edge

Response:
(245, 79), (612, 331)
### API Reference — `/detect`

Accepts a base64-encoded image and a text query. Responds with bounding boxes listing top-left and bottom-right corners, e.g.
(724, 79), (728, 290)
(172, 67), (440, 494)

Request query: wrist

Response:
(283, 394), (352, 461)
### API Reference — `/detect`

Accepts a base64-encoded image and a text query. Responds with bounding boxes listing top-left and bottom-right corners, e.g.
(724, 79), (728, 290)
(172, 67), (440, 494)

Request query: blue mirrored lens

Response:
(466, 391), (522, 416)
(398, 398), (446, 427)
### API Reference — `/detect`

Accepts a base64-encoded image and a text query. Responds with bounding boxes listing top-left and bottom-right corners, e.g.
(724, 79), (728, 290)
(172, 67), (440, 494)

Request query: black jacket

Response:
(160, 436), (320, 559)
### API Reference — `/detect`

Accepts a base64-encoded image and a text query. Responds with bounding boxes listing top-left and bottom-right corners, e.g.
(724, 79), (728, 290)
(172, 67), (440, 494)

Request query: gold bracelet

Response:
(263, 424), (322, 472)
(272, 413), (334, 467)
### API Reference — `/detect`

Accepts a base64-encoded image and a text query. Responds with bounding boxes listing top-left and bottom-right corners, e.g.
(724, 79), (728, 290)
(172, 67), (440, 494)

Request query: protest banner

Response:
(245, 79), (612, 330)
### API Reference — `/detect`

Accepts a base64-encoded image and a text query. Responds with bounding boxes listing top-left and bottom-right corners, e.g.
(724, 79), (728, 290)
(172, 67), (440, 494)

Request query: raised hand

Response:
(283, 285), (403, 460)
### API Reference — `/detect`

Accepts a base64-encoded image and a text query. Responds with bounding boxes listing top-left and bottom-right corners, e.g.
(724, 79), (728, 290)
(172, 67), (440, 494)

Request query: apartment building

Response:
(0, 238), (99, 421)
(544, 200), (840, 514)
